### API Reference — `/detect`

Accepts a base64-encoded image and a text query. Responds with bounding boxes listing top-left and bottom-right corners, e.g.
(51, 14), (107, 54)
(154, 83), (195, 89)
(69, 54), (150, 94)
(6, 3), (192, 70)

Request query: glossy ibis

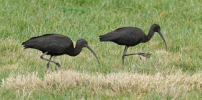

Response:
(99, 24), (167, 65)
(22, 34), (100, 70)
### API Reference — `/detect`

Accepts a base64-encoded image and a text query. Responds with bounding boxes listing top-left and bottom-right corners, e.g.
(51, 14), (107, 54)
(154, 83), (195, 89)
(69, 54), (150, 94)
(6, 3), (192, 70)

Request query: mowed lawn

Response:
(0, 0), (202, 99)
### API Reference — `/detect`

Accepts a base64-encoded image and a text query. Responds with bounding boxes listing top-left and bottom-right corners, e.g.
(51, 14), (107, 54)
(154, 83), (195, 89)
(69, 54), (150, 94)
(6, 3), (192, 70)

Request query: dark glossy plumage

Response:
(99, 24), (167, 65)
(22, 34), (100, 70)
(100, 27), (145, 46)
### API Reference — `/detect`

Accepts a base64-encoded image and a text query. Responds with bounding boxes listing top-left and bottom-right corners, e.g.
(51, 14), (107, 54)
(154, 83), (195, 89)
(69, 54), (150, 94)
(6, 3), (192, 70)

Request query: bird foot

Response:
(138, 53), (151, 58)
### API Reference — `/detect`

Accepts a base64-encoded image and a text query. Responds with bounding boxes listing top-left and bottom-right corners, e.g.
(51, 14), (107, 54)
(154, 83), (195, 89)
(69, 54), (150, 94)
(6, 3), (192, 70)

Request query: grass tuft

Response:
(2, 70), (202, 99)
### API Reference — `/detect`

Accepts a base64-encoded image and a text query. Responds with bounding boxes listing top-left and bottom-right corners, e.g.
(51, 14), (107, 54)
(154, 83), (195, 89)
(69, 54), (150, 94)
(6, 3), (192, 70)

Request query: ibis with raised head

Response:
(99, 24), (167, 65)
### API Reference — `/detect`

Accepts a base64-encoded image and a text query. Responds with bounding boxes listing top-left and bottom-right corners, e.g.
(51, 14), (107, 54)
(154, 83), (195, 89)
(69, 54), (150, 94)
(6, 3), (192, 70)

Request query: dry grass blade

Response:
(2, 70), (202, 97)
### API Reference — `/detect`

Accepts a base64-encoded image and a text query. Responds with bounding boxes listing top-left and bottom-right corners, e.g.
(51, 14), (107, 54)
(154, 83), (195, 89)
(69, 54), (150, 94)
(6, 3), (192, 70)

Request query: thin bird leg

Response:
(124, 52), (151, 58)
(122, 46), (128, 66)
(47, 56), (53, 70)
(40, 52), (61, 70)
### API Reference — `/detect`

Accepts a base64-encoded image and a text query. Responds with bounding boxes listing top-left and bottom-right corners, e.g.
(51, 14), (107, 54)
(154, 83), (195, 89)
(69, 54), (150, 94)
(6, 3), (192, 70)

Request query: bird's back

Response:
(22, 34), (74, 55)
(99, 27), (145, 46)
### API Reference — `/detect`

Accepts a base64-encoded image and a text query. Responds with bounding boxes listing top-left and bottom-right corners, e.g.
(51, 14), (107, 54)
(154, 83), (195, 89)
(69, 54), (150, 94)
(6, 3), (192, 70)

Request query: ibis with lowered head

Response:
(22, 34), (100, 70)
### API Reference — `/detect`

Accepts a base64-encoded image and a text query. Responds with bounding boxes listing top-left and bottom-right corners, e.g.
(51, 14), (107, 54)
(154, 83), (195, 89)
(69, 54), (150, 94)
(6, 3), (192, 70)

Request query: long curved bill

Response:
(86, 45), (100, 64)
(158, 31), (168, 51)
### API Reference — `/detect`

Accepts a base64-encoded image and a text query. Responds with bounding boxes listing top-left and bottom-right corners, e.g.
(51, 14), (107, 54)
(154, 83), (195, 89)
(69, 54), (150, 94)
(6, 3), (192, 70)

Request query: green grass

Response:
(0, 0), (202, 99)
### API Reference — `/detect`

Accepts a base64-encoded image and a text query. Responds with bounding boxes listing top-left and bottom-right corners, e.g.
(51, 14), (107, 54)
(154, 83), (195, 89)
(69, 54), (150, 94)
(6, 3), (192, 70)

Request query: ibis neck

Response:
(69, 42), (83, 56)
(142, 28), (155, 43)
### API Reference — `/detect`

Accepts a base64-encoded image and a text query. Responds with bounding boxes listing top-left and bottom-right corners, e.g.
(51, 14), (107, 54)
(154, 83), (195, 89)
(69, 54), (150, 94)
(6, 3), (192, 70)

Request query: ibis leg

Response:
(122, 46), (151, 65)
(122, 46), (128, 66)
(40, 52), (61, 70)
(124, 52), (151, 58)
(47, 56), (53, 69)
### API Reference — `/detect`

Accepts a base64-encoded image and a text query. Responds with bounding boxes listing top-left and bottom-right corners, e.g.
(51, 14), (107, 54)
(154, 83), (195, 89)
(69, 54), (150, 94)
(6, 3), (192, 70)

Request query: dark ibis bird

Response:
(22, 34), (100, 70)
(99, 24), (167, 65)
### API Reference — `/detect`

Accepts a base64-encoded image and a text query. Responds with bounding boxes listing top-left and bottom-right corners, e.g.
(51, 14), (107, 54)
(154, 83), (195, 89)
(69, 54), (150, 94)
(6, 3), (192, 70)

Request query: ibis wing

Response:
(41, 39), (72, 54)
(22, 34), (73, 54)
(100, 27), (144, 46)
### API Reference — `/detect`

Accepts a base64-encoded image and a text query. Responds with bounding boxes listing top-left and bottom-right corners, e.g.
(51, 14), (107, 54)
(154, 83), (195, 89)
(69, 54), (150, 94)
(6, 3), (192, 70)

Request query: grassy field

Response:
(0, 0), (202, 99)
